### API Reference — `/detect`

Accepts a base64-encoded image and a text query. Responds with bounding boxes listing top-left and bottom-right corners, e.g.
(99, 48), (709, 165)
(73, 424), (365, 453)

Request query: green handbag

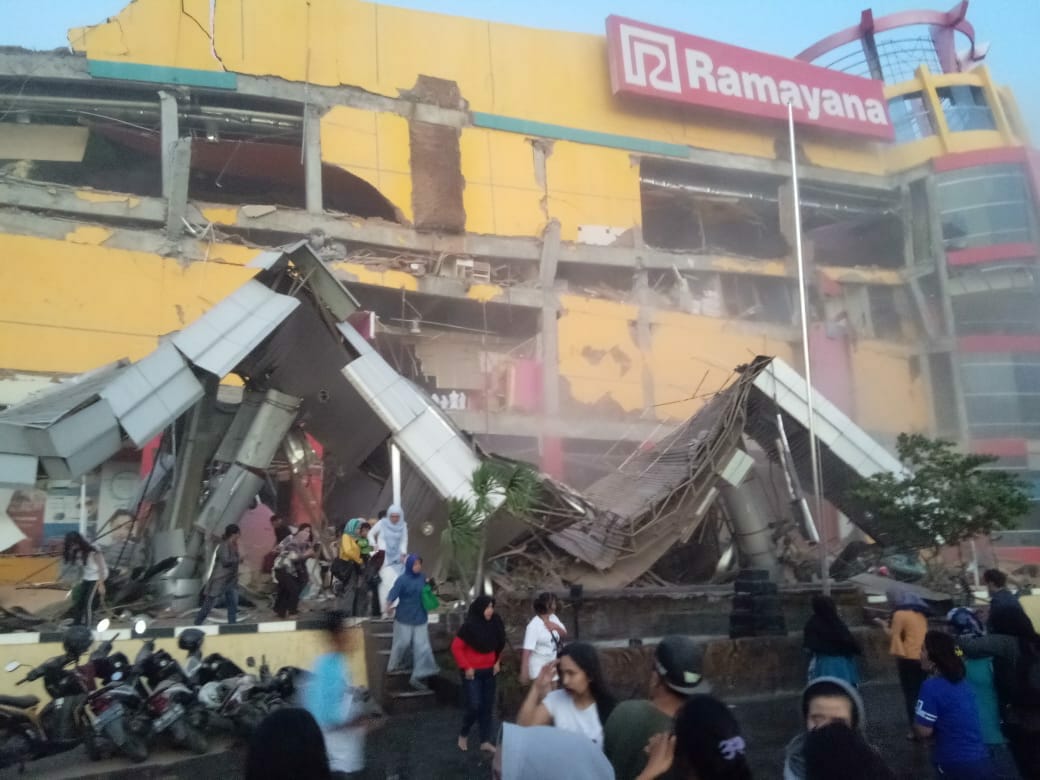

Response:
(421, 583), (439, 612)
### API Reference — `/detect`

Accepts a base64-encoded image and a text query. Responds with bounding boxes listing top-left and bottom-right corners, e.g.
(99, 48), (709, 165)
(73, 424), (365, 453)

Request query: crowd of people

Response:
(230, 528), (1040, 780)
(60, 500), (1040, 780)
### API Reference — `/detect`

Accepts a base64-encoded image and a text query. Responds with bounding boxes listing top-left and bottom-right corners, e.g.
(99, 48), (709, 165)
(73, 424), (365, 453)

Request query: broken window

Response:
(937, 85), (997, 133)
(556, 264), (637, 297)
(640, 160), (787, 258)
(800, 183), (904, 268)
(720, 274), (794, 324)
(937, 163), (1036, 250)
(0, 79), (398, 220)
(888, 91), (935, 142)
(868, 286), (907, 340)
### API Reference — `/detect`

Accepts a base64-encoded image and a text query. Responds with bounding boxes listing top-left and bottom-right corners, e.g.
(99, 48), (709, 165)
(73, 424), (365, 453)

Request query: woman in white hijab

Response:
(370, 504), (408, 616)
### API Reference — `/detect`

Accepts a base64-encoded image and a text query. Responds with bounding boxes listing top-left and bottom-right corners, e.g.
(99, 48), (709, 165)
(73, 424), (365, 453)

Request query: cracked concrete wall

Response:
(69, 0), (884, 177)
(0, 232), (256, 374)
(320, 106), (413, 222)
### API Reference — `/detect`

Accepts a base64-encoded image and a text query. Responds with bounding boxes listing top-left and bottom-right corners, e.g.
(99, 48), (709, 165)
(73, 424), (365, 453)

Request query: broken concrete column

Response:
(718, 448), (779, 577)
(165, 138), (192, 238)
(304, 104), (323, 214)
(166, 388), (301, 609)
(159, 90), (178, 200)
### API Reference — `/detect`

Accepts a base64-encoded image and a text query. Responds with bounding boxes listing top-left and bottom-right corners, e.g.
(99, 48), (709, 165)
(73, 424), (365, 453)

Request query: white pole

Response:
(787, 101), (830, 596)
(390, 443), (402, 508)
(79, 479), (88, 538)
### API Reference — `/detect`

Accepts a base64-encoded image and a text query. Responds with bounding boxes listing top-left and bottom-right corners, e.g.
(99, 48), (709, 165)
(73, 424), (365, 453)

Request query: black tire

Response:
(122, 733), (149, 763)
(183, 723), (209, 755)
(84, 732), (104, 762)
(234, 704), (265, 737)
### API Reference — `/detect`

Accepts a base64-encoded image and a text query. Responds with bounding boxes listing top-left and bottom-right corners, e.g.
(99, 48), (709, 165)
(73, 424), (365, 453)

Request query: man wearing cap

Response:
(604, 635), (708, 780)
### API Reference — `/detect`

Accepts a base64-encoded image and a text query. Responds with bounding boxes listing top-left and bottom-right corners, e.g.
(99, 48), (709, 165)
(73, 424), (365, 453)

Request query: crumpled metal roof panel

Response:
(99, 341), (203, 447)
(171, 280), (299, 377)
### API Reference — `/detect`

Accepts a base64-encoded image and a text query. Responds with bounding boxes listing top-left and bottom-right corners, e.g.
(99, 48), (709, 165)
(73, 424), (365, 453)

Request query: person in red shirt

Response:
(451, 595), (506, 754)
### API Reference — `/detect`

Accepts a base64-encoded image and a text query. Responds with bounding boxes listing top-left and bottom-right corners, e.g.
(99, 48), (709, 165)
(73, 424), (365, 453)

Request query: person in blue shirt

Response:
(386, 554), (439, 691)
(947, 607), (1022, 779)
(304, 610), (366, 778)
(915, 630), (998, 780)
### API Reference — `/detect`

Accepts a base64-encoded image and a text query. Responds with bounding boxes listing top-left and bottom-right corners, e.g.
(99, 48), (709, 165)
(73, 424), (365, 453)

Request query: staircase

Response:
(363, 618), (438, 715)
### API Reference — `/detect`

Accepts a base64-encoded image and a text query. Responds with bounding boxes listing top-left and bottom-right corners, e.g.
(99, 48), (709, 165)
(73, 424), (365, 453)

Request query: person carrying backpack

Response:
(959, 603), (1040, 777)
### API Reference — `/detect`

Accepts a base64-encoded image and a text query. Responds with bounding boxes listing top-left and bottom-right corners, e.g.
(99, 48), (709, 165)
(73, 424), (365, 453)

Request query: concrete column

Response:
(719, 448), (779, 576)
(539, 220), (562, 478)
(304, 104), (324, 214)
(159, 90), (178, 200)
(539, 220), (562, 418)
(923, 175), (970, 440)
(633, 266), (656, 412)
(165, 138), (192, 238)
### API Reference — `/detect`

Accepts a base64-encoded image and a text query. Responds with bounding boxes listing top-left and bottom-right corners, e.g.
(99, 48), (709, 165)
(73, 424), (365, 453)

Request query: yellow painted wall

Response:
(0, 556), (60, 585)
(545, 142), (641, 242)
(460, 127), (545, 237)
(71, 0), (883, 176)
(0, 234), (256, 374)
(0, 626), (367, 700)
(850, 341), (929, 436)
(555, 295), (923, 435)
(557, 296), (645, 413)
(320, 106), (413, 221)
(649, 312), (795, 421)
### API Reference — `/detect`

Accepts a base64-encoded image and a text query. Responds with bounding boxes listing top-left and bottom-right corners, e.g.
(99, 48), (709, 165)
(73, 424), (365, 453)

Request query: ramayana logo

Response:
(616, 22), (889, 128)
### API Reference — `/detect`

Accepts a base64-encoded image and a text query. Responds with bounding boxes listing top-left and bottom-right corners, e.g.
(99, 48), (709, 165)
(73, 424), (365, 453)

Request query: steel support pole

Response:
(788, 101), (830, 595)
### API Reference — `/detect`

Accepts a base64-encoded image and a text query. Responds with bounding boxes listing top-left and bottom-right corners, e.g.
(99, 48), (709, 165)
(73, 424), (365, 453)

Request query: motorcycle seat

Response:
(0, 694), (39, 708)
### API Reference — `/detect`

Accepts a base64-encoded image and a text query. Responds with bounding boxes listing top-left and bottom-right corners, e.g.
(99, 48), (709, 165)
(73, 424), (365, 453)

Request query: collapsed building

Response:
(0, 1), (1039, 574)
(0, 251), (903, 603)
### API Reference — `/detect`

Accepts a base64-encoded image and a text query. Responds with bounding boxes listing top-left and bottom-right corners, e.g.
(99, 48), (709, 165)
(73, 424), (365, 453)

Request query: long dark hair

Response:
(63, 532), (94, 565)
(558, 642), (615, 725)
(924, 631), (965, 683)
(245, 708), (330, 780)
(674, 695), (752, 780)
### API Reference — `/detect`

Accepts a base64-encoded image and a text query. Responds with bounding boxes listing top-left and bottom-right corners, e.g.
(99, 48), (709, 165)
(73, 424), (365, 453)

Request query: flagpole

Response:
(787, 100), (830, 596)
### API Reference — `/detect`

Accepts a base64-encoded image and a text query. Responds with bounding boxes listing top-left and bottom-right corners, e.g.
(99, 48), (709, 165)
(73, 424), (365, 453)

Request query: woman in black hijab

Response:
(451, 595), (507, 753)
(803, 594), (862, 686)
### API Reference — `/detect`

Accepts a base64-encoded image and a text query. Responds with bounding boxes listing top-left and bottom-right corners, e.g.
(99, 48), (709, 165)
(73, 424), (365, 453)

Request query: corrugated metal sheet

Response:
(550, 380), (746, 573)
(0, 453), (38, 488)
(98, 341), (203, 446)
(171, 280), (299, 377)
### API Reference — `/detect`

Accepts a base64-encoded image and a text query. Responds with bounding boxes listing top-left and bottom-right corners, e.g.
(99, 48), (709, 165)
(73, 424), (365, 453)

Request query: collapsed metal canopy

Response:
(499, 356), (906, 588)
(0, 240), (489, 572)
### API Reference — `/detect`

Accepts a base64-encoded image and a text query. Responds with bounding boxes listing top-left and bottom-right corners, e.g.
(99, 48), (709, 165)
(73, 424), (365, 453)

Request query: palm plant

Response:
(442, 461), (539, 597)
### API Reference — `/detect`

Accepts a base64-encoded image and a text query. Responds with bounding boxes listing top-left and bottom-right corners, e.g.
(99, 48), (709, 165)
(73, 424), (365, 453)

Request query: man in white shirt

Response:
(520, 592), (568, 683)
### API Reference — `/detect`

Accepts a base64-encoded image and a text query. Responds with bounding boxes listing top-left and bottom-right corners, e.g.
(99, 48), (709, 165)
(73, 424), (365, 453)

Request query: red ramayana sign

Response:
(606, 16), (893, 141)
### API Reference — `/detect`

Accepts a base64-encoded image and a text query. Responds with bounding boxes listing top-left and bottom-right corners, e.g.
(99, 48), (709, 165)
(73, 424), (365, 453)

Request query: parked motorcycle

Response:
(130, 638), (208, 754)
(177, 629), (271, 736)
(0, 626), (147, 767)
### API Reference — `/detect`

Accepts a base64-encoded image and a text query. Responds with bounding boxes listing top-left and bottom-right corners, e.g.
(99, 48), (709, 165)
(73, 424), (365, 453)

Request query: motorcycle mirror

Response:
(133, 619), (148, 636)
(4, 661), (19, 673)
(246, 656), (256, 668)
(96, 618), (111, 633)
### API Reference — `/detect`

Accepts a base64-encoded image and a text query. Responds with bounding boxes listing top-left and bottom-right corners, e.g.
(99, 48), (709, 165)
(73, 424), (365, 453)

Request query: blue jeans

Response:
(460, 668), (496, 744)
(195, 583), (238, 625)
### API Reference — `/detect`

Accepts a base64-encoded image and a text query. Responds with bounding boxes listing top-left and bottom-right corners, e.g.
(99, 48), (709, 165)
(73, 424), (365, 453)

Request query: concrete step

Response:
(385, 687), (436, 715)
